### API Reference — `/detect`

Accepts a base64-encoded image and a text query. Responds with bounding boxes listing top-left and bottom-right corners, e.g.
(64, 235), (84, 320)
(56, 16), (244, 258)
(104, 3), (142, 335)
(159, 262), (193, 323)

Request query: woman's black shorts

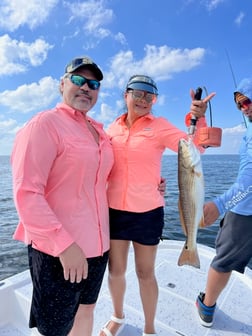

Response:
(28, 246), (108, 336)
(109, 206), (164, 245)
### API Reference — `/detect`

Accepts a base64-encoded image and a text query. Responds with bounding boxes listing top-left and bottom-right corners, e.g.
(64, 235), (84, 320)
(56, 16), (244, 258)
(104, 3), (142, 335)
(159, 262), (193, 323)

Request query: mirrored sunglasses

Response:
(236, 98), (251, 110)
(130, 90), (157, 104)
(66, 74), (100, 90)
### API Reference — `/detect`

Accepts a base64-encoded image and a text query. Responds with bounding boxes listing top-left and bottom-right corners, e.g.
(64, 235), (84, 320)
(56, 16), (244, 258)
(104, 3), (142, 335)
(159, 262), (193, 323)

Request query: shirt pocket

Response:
(130, 130), (155, 149)
(63, 136), (99, 166)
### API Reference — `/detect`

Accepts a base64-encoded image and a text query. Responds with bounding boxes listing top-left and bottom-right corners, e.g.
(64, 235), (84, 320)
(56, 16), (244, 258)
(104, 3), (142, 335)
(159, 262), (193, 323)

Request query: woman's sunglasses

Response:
(129, 89), (157, 104)
(66, 74), (100, 90)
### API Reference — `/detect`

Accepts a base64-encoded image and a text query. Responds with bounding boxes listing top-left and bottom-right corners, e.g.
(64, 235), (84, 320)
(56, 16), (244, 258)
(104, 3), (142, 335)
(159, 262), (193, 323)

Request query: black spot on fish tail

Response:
(177, 244), (200, 269)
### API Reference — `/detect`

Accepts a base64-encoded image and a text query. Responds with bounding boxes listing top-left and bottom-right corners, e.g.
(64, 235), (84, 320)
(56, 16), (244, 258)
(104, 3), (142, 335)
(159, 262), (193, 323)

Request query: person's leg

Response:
(28, 246), (77, 336)
(196, 267), (232, 327)
(204, 267), (232, 306)
(67, 252), (109, 336)
(68, 304), (95, 336)
(133, 242), (158, 335)
(197, 212), (252, 327)
(203, 212), (250, 307)
(100, 240), (130, 336)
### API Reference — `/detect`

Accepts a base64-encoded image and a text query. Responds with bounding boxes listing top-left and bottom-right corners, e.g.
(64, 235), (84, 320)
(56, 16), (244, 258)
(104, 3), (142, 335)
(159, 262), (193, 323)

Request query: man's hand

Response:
(203, 201), (220, 226)
(59, 243), (88, 283)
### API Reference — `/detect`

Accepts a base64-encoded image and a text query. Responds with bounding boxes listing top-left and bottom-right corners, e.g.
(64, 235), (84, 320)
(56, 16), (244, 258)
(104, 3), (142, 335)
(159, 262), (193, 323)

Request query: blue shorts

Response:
(109, 207), (164, 245)
(211, 211), (252, 273)
(28, 246), (108, 336)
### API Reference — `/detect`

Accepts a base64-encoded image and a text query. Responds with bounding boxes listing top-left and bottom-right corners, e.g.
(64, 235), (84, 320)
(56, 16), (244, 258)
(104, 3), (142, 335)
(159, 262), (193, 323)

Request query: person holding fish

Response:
(196, 77), (252, 328)
(100, 75), (215, 336)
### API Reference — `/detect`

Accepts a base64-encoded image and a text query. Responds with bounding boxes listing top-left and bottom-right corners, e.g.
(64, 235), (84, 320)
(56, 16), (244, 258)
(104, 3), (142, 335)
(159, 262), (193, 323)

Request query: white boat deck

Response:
(0, 240), (252, 336)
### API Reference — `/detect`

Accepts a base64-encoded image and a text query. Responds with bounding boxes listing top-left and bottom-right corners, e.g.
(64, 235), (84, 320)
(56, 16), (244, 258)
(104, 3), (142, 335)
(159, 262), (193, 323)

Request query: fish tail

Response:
(177, 244), (200, 269)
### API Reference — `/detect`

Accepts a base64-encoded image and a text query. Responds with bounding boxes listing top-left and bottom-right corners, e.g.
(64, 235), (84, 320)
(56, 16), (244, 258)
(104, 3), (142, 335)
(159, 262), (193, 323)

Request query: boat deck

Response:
(0, 240), (252, 336)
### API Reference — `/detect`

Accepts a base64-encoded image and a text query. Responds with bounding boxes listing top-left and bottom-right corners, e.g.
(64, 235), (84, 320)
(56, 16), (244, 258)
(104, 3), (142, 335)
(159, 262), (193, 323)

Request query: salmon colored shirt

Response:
(11, 103), (114, 258)
(107, 113), (206, 212)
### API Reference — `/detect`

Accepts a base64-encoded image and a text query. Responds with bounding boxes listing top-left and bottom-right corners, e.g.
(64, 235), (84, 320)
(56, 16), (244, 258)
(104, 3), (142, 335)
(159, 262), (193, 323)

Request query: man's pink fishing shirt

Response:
(11, 103), (114, 257)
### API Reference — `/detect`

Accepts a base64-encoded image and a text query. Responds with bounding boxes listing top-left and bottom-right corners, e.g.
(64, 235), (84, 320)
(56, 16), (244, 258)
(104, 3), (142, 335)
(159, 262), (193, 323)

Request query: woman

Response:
(100, 75), (215, 336)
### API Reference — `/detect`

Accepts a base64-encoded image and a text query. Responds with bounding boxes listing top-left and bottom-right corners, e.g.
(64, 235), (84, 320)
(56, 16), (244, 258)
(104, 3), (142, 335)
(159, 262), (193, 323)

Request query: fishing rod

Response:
(225, 49), (247, 128)
(188, 87), (202, 135)
(187, 86), (222, 148)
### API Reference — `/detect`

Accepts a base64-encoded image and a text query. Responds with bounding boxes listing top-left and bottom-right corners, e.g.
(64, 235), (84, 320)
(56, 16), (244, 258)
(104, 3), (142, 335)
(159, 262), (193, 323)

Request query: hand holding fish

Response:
(203, 201), (220, 226)
(189, 89), (216, 119)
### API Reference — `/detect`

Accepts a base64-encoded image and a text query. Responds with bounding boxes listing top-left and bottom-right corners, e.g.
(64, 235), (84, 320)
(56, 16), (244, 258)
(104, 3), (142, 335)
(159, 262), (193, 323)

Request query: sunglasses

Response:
(236, 98), (251, 110)
(66, 74), (100, 90)
(129, 90), (157, 104)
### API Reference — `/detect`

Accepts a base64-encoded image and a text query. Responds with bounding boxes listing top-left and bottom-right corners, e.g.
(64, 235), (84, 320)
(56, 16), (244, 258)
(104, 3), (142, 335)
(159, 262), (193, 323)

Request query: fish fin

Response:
(195, 171), (203, 178)
(177, 243), (200, 269)
(199, 215), (205, 228)
(178, 200), (188, 236)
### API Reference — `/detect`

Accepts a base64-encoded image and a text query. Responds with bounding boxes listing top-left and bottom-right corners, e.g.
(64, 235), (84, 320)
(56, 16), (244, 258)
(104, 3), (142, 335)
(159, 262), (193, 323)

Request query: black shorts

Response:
(109, 207), (164, 245)
(28, 246), (108, 336)
(211, 211), (252, 273)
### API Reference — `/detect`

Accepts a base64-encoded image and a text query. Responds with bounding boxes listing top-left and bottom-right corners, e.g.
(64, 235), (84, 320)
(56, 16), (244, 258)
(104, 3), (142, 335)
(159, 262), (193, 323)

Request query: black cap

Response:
(65, 56), (103, 81)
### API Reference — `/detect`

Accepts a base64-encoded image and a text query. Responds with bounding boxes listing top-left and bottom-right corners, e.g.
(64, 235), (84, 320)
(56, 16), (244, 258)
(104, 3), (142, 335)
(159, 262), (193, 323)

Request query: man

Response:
(196, 78), (252, 327)
(11, 56), (114, 336)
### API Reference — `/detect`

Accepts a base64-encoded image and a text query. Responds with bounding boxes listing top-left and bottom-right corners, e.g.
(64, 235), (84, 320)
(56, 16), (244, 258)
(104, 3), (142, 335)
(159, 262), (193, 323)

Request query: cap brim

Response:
(66, 64), (103, 81)
(127, 82), (158, 94)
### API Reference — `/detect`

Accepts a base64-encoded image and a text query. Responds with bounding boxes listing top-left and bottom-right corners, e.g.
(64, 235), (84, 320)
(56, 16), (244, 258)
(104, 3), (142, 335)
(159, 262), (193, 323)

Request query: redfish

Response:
(177, 138), (204, 268)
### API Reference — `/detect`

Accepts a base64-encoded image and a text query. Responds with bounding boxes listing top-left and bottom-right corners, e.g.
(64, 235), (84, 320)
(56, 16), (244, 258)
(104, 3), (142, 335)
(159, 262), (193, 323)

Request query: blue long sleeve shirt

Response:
(214, 121), (252, 215)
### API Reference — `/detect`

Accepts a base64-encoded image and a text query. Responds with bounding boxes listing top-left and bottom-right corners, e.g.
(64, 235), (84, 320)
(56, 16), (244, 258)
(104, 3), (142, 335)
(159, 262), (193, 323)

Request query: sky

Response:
(0, 0), (251, 155)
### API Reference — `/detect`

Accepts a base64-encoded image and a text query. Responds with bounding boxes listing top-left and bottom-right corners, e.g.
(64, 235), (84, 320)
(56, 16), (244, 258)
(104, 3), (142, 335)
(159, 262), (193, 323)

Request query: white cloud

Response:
(0, 117), (22, 155)
(104, 46), (205, 89)
(114, 32), (127, 46)
(0, 0), (58, 31)
(205, 0), (226, 11)
(157, 94), (166, 106)
(206, 123), (246, 154)
(0, 76), (59, 155)
(235, 12), (245, 27)
(65, 0), (114, 32)
(0, 76), (60, 113)
(97, 103), (118, 124)
(0, 34), (53, 76)
(63, 0), (126, 48)
(0, 117), (18, 131)
(222, 123), (246, 135)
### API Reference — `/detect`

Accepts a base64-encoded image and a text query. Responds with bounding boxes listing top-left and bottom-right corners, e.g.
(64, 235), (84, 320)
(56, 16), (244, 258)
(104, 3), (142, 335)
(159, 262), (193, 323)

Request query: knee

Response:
(108, 269), (126, 280)
(136, 268), (155, 281)
(108, 263), (127, 278)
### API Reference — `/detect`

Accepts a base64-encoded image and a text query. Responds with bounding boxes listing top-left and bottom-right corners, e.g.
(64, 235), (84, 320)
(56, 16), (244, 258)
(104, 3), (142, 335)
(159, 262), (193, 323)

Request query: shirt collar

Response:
(117, 112), (154, 125)
(56, 102), (104, 129)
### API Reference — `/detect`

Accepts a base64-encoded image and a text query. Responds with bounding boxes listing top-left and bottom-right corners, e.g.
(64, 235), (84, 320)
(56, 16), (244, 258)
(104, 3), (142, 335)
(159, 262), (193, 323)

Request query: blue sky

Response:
(0, 0), (251, 155)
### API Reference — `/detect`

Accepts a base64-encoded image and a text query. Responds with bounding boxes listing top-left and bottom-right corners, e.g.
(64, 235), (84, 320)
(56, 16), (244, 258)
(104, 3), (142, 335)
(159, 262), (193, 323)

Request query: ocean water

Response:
(0, 154), (251, 281)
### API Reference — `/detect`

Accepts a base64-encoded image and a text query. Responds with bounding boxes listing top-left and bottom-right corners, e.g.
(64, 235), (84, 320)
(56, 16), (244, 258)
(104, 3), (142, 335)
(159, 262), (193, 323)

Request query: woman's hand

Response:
(189, 89), (216, 119)
(158, 177), (166, 196)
